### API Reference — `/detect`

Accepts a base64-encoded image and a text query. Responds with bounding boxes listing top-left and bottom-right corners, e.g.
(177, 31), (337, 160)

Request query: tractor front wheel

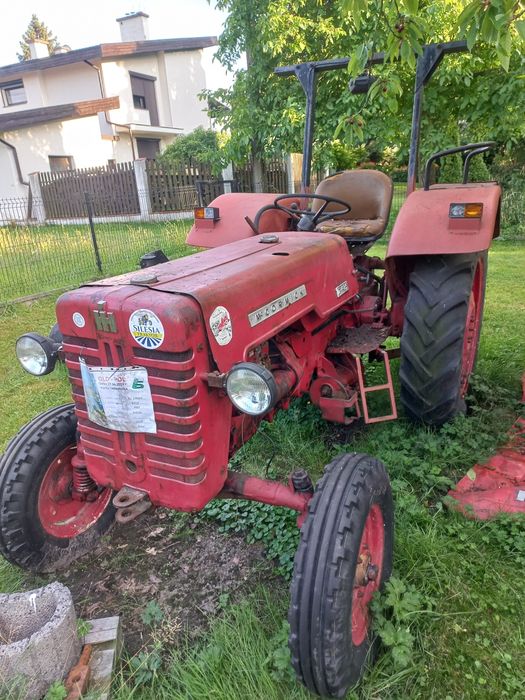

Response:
(399, 252), (487, 427)
(289, 453), (393, 697)
(0, 405), (114, 573)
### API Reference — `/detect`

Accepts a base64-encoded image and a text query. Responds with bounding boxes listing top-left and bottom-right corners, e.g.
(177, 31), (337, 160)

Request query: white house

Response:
(0, 12), (217, 199)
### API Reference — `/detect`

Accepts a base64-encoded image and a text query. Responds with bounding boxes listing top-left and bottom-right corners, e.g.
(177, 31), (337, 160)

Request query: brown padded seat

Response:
(313, 169), (393, 239)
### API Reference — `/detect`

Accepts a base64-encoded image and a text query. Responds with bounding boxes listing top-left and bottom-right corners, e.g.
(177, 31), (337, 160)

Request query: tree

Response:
(18, 14), (61, 61)
(207, 1), (524, 175)
(341, 0), (525, 74)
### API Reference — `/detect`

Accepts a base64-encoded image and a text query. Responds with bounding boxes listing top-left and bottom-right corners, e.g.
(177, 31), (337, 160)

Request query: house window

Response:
(1, 80), (27, 107)
(133, 94), (147, 110)
(130, 72), (159, 126)
(49, 156), (75, 172)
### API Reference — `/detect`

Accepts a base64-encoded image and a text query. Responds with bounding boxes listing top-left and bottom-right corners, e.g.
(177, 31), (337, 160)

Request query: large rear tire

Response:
(289, 453), (394, 698)
(399, 252), (486, 427)
(0, 405), (114, 573)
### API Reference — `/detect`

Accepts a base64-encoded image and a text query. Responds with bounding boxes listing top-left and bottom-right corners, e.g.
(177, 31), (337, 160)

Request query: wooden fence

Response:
(39, 162), (139, 218)
(145, 160), (220, 212)
(35, 156), (290, 219)
(233, 158), (288, 194)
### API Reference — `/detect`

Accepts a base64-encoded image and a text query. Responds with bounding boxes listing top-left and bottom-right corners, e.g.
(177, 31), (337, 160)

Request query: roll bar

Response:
(275, 40), (468, 195)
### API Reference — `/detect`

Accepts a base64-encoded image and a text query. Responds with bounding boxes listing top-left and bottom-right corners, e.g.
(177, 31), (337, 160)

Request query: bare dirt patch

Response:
(35, 509), (276, 654)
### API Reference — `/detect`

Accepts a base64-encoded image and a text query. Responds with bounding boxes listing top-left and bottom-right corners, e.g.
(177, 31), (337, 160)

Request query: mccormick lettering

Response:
(248, 285), (307, 327)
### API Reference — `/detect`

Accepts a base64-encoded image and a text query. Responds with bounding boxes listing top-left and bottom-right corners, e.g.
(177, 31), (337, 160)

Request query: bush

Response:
(466, 153), (491, 183)
(159, 127), (226, 176)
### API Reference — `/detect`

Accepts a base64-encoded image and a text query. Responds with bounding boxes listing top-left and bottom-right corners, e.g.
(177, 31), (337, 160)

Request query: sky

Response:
(0, 0), (238, 90)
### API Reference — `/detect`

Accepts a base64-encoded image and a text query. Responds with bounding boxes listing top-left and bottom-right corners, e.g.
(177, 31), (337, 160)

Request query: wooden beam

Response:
(0, 96), (120, 131)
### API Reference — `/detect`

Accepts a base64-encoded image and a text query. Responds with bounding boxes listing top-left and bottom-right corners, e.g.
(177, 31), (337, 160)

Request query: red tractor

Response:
(0, 41), (501, 697)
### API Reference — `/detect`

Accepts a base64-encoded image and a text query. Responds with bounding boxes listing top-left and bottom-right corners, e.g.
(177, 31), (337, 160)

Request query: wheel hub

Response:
(37, 446), (112, 539)
(351, 504), (385, 646)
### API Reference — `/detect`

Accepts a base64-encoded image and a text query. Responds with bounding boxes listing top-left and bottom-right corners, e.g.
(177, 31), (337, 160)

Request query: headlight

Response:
(226, 363), (278, 416)
(15, 333), (59, 376)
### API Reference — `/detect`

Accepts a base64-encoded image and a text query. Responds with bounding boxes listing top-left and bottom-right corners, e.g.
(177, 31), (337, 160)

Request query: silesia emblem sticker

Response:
(129, 309), (165, 349)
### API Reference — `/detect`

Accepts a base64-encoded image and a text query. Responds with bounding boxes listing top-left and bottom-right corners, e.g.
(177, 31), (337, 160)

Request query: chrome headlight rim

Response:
(225, 362), (278, 416)
(15, 332), (59, 376)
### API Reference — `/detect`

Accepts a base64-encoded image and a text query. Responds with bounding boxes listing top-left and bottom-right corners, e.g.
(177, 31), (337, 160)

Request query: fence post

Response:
(28, 173), (46, 223)
(222, 163), (234, 194)
(84, 192), (103, 274)
(288, 154), (303, 193)
(133, 159), (152, 219)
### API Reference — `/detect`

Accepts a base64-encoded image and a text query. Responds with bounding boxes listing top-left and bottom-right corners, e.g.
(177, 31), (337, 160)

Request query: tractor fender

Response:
(187, 192), (299, 248)
(386, 183), (501, 258)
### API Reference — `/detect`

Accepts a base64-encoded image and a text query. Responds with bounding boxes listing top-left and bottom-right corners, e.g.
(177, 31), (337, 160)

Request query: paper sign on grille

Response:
(80, 360), (157, 433)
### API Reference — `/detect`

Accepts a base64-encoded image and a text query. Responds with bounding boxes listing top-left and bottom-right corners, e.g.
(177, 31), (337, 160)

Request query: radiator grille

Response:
(63, 335), (206, 484)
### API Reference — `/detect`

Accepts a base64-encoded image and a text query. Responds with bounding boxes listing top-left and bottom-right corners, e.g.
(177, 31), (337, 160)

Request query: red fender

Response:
(386, 183), (501, 258)
(187, 192), (300, 248)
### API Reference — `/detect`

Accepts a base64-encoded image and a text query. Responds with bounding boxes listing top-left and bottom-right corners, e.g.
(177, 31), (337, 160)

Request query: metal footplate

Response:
(327, 325), (392, 354)
(355, 348), (397, 424)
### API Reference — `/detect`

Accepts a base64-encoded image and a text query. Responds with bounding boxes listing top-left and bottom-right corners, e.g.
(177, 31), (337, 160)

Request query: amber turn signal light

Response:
(449, 203), (483, 219)
(194, 206), (220, 221)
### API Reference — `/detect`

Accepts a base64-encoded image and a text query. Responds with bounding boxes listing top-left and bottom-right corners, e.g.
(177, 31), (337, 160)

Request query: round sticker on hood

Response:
(129, 309), (165, 349)
(209, 306), (233, 346)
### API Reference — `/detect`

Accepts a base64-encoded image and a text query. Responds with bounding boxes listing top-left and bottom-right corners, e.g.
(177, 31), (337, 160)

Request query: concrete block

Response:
(0, 582), (81, 700)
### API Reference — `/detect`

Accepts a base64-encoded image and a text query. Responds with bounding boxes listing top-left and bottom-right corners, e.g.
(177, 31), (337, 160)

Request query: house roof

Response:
(0, 37), (218, 80)
(0, 97), (120, 131)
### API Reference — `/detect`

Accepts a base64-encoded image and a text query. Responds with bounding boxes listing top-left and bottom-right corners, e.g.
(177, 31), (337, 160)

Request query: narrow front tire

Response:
(289, 453), (394, 697)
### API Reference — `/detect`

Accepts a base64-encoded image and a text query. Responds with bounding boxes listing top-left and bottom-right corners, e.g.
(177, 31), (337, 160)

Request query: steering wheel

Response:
(274, 193), (351, 231)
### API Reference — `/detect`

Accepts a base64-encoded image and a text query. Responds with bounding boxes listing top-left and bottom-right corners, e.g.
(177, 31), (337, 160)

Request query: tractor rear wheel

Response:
(0, 404), (114, 573)
(399, 252), (487, 427)
(289, 453), (393, 697)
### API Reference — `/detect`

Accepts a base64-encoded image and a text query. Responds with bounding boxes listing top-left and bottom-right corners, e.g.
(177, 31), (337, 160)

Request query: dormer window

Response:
(1, 80), (27, 107)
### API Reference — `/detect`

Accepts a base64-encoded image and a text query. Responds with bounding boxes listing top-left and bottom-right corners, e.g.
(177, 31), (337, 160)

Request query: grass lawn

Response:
(0, 237), (524, 699)
(0, 219), (196, 302)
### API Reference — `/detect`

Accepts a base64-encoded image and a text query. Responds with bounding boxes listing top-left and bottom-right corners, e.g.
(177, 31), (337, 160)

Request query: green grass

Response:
(0, 240), (524, 698)
(0, 219), (196, 302)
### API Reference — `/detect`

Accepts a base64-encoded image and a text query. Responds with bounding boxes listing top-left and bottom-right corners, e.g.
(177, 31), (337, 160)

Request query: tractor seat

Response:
(312, 170), (393, 241)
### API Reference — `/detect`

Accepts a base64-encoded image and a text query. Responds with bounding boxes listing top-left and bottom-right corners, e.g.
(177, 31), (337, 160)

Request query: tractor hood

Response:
(78, 232), (357, 372)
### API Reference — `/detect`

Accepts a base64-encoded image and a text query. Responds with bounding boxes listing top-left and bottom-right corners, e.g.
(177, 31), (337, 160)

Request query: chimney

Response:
(28, 40), (50, 60)
(116, 12), (150, 42)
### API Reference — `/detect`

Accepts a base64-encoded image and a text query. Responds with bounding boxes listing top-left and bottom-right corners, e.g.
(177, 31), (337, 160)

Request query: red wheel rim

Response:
(460, 259), (484, 397)
(351, 504), (385, 647)
(38, 446), (112, 539)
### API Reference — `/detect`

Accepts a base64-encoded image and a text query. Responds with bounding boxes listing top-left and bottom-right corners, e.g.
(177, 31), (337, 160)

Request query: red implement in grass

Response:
(448, 374), (525, 520)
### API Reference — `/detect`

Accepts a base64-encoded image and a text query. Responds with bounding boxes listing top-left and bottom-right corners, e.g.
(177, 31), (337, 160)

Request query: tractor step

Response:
(327, 324), (391, 355)
(447, 404), (525, 520)
(355, 348), (397, 424)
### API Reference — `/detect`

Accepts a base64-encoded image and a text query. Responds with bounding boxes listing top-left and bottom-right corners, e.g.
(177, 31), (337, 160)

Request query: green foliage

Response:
(129, 647), (163, 685)
(265, 620), (295, 683)
(43, 682), (67, 700)
(209, 1), (525, 173)
(141, 600), (164, 627)
(76, 618), (92, 639)
(197, 497), (299, 579)
(342, 0), (525, 72)
(439, 152), (463, 183)
(327, 141), (368, 170)
(18, 14), (61, 61)
(159, 127), (226, 176)
(466, 153), (491, 182)
(371, 577), (428, 669)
